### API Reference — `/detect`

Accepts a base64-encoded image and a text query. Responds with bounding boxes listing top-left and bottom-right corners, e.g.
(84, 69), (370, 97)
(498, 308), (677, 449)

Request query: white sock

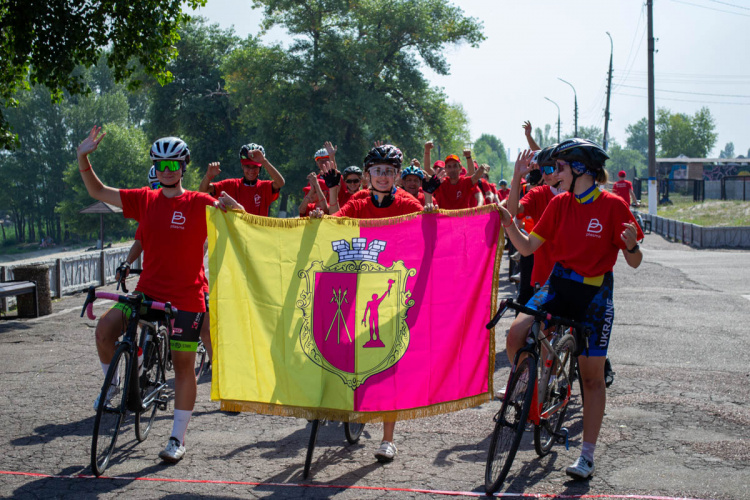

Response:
(101, 362), (109, 377)
(171, 409), (192, 445)
(581, 441), (596, 463)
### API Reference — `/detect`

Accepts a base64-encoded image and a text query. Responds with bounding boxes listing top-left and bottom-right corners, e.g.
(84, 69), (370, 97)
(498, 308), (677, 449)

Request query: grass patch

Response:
(641, 200), (750, 227)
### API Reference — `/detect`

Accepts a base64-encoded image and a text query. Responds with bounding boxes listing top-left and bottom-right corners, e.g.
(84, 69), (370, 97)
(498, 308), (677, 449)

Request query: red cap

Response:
(433, 160), (445, 169)
(241, 158), (262, 167)
(618, 170), (626, 178)
(445, 154), (460, 163)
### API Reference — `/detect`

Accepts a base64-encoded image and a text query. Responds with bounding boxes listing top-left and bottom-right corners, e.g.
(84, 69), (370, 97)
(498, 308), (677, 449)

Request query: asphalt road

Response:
(0, 233), (747, 499)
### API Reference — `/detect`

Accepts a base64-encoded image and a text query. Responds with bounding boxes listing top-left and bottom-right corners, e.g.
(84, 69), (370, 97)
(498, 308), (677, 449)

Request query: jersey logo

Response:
(587, 218), (603, 235)
(254, 194), (262, 207)
(456, 190), (462, 200)
(171, 211), (186, 225)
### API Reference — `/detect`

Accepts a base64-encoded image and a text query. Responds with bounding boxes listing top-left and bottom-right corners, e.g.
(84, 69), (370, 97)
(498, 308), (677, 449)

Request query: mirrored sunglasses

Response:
(155, 160), (183, 172)
(542, 165), (556, 175)
(554, 160), (569, 173)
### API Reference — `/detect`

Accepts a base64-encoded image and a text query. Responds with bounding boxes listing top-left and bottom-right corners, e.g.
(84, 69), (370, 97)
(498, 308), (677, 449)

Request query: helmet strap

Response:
(371, 187), (396, 208)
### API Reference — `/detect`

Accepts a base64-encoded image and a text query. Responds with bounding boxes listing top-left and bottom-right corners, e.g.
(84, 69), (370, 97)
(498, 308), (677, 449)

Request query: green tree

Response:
(719, 142), (735, 159)
(147, 18), (242, 189)
(473, 133), (508, 182)
(533, 124), (556, 148)
(0, 0), (206, 150)
(60, 124), (148, 239)
(605, 143), (647, 180)
(656, 107), (717, 158)
(576, 125), (604, 145)
(625, 118), (648, 158)
(240, 0), (484, 206)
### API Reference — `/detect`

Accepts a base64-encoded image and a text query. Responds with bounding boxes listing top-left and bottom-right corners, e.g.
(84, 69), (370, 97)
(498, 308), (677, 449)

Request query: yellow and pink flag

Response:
(207, 206), (502, 422)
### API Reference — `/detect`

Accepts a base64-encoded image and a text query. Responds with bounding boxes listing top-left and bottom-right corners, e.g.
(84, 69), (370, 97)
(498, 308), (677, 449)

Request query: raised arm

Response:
(423, 141), (434, 176)
(252, 149), (285, 190)
(523, 121), (541, 150)
(464, 149), (476, 177)
(199, 162), (221, 195)
(507, 150), (534, 218)
(76, 126), (123, 207)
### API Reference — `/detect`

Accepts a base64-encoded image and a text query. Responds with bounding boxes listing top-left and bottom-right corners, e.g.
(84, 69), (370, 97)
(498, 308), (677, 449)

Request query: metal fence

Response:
(721, 176), (750, 201)
(643, 213), (750, 249)
(634, 178), (705, 203)
(0, 247), (141, 311)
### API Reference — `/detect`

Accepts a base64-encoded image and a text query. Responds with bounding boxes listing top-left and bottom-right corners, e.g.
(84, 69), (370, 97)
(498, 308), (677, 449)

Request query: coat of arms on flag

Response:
(207, 206), (502, 422)
(297, 237), (416, 390)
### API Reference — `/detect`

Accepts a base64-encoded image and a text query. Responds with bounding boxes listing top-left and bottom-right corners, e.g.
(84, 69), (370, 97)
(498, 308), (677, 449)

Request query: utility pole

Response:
(603, 32), (614, 150)
(647, 0), (657, 215)
(558, 78), (578, 137)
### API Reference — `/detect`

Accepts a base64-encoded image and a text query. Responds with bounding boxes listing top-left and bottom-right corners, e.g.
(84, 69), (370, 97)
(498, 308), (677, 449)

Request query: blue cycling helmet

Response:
(400, 165), (424, 179)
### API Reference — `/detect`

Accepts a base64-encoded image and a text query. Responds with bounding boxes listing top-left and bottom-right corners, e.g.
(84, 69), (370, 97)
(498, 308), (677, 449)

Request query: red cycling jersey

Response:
(334, 194), (423, 219)
(211, 178), (279, 217)
(120, 188), (215, 312)
(434, 176), (480, 210)
(611, 179), (633, 203)
(519, 185), (557, 288)
(530, 190), (644, 277)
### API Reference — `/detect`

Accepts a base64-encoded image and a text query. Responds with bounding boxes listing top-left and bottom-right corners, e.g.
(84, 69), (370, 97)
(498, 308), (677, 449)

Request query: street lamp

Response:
(544, 97), (561, 143)
(558, 77), (578, 137)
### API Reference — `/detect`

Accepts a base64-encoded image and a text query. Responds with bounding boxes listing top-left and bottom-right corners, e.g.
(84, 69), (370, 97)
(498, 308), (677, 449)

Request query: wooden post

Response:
(99, 251), (106, 286)
(55, 258), (62, 298)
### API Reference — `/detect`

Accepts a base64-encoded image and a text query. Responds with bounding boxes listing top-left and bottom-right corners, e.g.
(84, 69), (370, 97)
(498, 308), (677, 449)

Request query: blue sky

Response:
(187, 0), (750, 159)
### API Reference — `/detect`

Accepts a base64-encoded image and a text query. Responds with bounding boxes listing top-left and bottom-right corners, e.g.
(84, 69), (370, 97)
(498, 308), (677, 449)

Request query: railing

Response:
(642, 214), (750, 249)
(0, 246), (141, 311)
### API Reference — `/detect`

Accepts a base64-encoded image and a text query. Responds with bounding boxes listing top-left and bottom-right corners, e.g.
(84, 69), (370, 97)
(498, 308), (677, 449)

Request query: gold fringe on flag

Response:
(219, 392), (491, 423)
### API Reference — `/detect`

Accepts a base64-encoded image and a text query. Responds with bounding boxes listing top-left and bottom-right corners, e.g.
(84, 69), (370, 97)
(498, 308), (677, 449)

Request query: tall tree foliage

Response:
(0, 0), (206, 150)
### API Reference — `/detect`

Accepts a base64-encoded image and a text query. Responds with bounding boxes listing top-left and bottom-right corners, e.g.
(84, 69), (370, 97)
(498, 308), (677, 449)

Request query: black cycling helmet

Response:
(551, 138), (609, 171)
(342, 166), (363, 177)
(363, 144), (403, 171)
(537, 144), (558, 167)
(150, 137), (191, 165)
(240, 143), (265, 160)
(526, 169), (543, 186)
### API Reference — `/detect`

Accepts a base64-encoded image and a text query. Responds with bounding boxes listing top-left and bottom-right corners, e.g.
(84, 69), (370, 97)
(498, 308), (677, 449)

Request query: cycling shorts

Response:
(525, 263), (614, 357)
(110, 292), (205, 353)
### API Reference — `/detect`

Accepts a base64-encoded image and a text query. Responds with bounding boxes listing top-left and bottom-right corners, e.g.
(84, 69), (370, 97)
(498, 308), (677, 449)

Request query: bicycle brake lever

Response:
(80, 286), (96, 318)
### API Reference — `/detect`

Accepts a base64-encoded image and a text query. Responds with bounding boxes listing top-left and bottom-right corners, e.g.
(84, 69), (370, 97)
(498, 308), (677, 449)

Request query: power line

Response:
(669, 0), (750, 17)
(615, 83), (750, 98)
(708, 0), (750, 11)
(613, 91), (750, 105)
(615, 5), (647, 89)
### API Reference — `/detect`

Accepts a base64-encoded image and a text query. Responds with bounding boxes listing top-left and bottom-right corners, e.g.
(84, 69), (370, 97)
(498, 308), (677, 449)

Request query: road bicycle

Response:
(631, 201), (651, 234)
(484, 299), (590, 494)
(303, 419), (366, 478)
(82, 286), (177, 476)
(119, 267), (207, 379)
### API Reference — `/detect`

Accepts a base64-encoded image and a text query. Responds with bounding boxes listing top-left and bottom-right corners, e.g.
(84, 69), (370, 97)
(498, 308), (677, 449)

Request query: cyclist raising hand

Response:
(77, 126), (241, 464)
(499, 139), (643, 481)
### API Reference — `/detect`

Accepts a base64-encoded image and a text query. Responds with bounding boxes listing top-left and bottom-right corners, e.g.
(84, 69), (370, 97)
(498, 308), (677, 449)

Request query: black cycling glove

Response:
(422, 175), (441, 194)
(322, 170), (341, 188)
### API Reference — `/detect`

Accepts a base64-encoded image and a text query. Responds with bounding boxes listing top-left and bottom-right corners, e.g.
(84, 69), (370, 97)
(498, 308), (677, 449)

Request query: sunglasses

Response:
(345, 179), (361, 184)
(369, 166), (397, 178)
(542, 165), (556, 175)
(154, 160), (184, 172)
(554, 160), (569, 173)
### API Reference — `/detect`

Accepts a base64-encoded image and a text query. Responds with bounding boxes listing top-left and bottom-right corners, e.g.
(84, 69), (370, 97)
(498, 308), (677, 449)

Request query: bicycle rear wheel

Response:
(91, 345), (130, 477)
(485, 356), (536, 494)
(159, 325), (172, 372)
(534, 333), (576, 456)
(135, 329), (165, 442)
(303, 419), (320, 479)
(344, 422), (365, 444)
(194, 340), (208, 379)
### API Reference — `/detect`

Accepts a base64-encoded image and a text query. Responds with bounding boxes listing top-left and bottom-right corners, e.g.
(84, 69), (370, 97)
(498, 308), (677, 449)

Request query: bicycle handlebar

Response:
(80, 286), (178, 321)
(486, 298), (589, 335)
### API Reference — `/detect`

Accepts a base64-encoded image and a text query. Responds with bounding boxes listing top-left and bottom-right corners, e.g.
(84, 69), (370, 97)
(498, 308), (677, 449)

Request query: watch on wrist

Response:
(627, 243), (640, 254)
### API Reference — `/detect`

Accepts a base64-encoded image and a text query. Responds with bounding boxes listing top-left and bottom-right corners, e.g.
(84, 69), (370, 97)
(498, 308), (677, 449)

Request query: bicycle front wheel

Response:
(91, 345), (130, 476)
(135, 329), (165, 442)
(344, 422), (365, 444)
(485, 356), (536, 494)
(534, 333), (576, 456)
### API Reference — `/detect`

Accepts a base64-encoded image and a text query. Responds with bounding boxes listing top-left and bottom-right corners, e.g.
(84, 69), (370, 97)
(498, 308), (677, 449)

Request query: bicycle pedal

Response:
(559, 427), (570, 450)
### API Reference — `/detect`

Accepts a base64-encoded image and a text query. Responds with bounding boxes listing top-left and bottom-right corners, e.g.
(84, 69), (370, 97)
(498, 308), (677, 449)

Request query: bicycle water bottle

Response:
(137, 347), (144, 376)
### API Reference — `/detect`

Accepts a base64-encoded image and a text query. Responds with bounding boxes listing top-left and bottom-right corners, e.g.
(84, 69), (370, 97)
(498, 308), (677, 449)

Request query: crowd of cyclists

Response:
(76, 116), (643, 479)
